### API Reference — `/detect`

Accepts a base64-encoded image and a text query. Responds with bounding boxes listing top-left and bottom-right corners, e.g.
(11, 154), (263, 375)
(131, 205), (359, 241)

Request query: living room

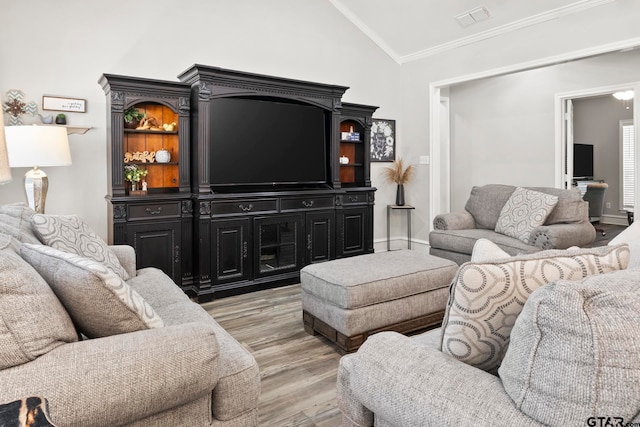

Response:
(2, 1), (640, 426)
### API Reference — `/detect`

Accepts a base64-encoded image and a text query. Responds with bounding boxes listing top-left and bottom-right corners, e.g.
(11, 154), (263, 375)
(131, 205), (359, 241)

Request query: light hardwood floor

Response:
(201, 284), (343, 427)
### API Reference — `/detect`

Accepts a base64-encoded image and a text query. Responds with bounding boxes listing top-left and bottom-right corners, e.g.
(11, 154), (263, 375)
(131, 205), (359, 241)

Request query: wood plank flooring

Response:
(201, 284), (343, 427)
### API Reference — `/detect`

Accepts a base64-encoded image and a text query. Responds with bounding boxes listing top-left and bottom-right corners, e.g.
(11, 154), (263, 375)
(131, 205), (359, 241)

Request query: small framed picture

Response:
(42, 96), (87, 113)
(370, 118), (395, 162)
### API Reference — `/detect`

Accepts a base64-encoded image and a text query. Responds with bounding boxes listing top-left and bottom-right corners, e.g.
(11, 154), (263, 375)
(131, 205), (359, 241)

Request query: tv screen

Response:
(573, 143), (594, 178)
(209, 97), (328, 187)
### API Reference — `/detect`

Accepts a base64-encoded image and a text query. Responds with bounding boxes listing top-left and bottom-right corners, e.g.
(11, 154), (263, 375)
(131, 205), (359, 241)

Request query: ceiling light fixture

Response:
(613, 90), (634, 110)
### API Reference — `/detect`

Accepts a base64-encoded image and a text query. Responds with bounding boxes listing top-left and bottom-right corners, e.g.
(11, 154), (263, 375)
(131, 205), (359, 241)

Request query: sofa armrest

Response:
(0, 322), (219, 427)
(528, 221), (596, 249)
(109, 244), (137, 278)
(348, 332), (542, 427)
(433, 211), (475, 230)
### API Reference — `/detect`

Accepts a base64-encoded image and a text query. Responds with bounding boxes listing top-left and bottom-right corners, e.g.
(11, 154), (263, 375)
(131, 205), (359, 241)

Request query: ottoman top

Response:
(300, 250), (458, 309)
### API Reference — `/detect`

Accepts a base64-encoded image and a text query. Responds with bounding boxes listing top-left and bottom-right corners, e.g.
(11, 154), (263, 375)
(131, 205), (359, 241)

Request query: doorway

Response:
(555, 83), (639, 225)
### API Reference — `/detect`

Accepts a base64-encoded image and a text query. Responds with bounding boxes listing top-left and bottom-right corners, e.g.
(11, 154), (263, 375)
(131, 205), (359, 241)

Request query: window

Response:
(620, 119), (635, 210)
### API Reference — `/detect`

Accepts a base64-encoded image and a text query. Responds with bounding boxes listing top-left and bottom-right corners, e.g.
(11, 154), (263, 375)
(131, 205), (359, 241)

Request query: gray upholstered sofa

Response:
(429, 184), (596, 264)
(0, 204), (260, 426)
(338, 243), (638, 426)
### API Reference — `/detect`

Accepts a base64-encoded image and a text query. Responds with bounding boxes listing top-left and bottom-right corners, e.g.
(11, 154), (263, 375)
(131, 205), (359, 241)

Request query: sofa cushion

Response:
(440, 244), (630, 373)
(429, 228), (538, 257)
(0, 237), (77, 369)
(470, 238), (510, 263)
(21, 244), (163, 338)
(609, 219), (640, 269)
(0, 203), (39, 244)
(464, 184), (516, 230)
(30, 214), (129, 280)
(495, 187), (559, 244)
(499, 269), (640, 425)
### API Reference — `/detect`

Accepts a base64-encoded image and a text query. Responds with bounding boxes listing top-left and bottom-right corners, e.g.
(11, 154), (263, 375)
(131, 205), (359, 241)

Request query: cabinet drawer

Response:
(281, 196), (334, 212)
(128, 202), (181, 220)
(342, 193), (368, 205)
(212, 199), (278, 216)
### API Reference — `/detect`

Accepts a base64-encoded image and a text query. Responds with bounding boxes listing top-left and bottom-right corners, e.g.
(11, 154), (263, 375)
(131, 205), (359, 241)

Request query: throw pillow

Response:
(30, 214), (129, 280)
(440, 243), (630, 373)
(470, 238), (510, 263)
(609, 220), (640, 269)
(0, 203), (39, 244)
(495, 187), (559, 244)
(21, 244), (163, 338)
(0, 237), (77, 370)
(499, 269), (640, 425)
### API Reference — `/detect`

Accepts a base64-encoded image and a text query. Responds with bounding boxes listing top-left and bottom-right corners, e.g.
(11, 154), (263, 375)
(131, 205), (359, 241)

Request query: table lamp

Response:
(4, 125), (71, 213)
(0, 111), (13, 185)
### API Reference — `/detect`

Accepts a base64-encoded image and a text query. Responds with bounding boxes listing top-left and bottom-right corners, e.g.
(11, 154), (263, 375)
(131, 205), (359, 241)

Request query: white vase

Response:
(156, 149), (171, 163)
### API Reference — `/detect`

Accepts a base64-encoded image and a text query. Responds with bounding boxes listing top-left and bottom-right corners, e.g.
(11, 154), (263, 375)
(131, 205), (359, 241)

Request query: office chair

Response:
(583, 182), (608, 236)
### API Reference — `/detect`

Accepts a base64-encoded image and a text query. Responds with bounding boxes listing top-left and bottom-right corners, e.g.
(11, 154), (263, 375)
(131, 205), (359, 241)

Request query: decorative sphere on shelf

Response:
(155, 149), (171, 163)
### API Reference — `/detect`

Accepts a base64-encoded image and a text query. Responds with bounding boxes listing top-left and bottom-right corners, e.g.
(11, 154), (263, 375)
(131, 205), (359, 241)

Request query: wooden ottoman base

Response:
(303, 309), (445, 354)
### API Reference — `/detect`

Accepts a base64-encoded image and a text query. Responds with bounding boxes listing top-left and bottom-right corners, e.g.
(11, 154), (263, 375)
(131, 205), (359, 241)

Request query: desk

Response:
(387, 205), (415, 251)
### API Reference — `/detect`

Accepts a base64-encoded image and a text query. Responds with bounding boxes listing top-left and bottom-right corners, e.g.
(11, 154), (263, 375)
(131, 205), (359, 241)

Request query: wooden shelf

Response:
(124, 129), (178, 135)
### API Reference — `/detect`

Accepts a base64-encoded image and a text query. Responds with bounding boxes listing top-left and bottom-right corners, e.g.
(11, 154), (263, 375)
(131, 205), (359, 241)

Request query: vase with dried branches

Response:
(382, 157), (415, 206)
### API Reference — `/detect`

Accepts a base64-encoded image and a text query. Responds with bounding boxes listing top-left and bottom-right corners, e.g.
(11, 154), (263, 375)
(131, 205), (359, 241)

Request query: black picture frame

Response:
(370, 118), (395, 162)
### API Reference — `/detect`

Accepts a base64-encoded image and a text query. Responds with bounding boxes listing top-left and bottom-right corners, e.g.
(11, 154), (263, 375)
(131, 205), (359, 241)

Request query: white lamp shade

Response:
(4, 125), (72, 168)
(0, 111), (13, 184)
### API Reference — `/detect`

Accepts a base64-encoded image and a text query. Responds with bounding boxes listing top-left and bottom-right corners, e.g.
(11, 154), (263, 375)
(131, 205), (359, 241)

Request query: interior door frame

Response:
(428, 37), (640, 231)
(554, 82), (640, 206)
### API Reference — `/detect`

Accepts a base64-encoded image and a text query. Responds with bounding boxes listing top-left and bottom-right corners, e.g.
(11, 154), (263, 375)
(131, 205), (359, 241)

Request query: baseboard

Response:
(600, 214), (629, 226)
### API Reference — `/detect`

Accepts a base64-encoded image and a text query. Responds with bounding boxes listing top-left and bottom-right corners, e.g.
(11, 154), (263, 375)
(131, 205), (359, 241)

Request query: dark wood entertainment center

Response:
(100, 65), (378, 301)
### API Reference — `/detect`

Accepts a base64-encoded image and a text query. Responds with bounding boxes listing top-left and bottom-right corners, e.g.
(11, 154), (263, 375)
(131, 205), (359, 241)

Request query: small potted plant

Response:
(124, 164), (148, 194)
(55, 113), (66, 125)
(382, 157), (415, 206)
(124, 107), (145, 129)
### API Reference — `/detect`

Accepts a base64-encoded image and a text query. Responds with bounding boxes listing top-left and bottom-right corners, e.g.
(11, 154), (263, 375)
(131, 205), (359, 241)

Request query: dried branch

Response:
(382, 157), (415, 185)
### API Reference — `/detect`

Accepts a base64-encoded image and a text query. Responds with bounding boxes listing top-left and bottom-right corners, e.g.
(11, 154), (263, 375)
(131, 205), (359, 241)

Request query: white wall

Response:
(397, 0), (640, 245)
(1, 0), (402, 242)
(447, 49), (640, 211)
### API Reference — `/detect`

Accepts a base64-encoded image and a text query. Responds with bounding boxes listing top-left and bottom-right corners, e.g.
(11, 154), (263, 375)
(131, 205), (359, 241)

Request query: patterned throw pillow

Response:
(30, 214), (129, 280)
(609, 219), (640, 269)
(470, 238), (510, 263)
(21, 244), (163, 338)
(0, 237), (77, 370)
(495, 187), (559, 244)
(440, 244), (630, 373)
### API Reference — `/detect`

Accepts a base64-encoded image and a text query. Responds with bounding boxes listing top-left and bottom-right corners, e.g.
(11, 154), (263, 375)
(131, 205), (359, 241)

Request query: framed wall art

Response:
(370, 118), (395, 162)
(42, 96), (86, 113)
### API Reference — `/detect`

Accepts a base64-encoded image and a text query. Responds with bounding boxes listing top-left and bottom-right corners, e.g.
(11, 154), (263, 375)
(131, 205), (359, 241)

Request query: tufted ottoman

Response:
(301, 250), (458, 353)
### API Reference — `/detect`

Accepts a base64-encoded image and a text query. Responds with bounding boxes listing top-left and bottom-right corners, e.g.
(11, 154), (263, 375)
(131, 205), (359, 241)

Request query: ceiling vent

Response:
(455, 6), (491, 28)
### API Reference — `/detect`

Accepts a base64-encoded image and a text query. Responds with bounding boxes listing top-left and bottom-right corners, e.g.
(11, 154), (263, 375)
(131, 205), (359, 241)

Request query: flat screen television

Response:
(573, 143), (594, 178)
(209, 97), (328, 188)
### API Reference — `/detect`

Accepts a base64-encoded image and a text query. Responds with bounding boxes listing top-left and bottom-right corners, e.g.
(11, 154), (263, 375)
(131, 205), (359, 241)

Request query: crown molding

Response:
(328, 0), (402, 64)
(329, 0), (617, 65)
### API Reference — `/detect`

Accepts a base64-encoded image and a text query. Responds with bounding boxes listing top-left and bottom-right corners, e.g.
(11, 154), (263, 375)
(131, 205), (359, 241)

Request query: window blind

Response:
(621, 120), (635, 210)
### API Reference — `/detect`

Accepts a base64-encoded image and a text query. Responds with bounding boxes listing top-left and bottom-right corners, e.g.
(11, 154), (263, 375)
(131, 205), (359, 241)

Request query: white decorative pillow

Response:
(21, 244), (163, 338)
(30, 214), (129, 280)
(0, 237), (77, 369)
(495, 187), (559, 244)
(440, 244), (630, 373)
(609, 220), (640, 269)
(470, 239), (510, 263)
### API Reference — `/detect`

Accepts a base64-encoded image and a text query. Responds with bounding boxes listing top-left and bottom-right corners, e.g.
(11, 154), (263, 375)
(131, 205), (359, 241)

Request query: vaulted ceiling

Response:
(329, 0), (617, 63)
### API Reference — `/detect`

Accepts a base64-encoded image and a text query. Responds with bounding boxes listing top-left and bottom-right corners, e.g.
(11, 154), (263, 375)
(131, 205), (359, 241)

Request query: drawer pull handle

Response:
(348, 196), (358, 202)
(307, 234), (312, 250)
(145, 207), (163, 215)
(239, 204), (253, 212)
(302, 200), (314, 208)
(243, 241), (248, 258)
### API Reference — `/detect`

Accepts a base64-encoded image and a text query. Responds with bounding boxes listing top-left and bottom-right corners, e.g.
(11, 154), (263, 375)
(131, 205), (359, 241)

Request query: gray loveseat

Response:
(429, 184), (596, 264)
(338, 244), (638, 426)
(0, 204), (260, 426)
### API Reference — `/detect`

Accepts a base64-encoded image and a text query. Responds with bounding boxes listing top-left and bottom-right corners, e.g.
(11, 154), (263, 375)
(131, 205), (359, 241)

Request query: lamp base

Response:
(24, 167), (48, 214)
